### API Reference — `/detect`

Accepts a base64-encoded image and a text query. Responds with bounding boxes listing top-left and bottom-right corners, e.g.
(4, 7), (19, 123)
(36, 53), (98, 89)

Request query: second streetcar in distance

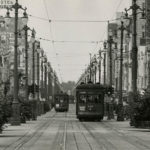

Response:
(54, 93), (69, 112)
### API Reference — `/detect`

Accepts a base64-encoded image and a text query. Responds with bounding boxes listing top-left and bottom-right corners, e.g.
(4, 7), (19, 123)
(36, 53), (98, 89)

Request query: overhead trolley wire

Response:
(111, 0), (124, 19)
(43, 0), (63, 83)
(28, 14), (121, 23)
(97, 0), (125, 47)
(28, 34), (103, 44)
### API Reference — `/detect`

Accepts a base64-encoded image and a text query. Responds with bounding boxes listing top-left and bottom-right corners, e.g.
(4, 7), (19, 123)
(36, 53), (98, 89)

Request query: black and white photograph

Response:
(0, 0), (150, 149)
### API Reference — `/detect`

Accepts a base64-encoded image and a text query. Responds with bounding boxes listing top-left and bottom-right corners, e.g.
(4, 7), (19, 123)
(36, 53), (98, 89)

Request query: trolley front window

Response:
(79, 94), (103, 104)
(55, 96), (67, 102)
(87, 95), (101, 103)
(79, 95), (86, 103)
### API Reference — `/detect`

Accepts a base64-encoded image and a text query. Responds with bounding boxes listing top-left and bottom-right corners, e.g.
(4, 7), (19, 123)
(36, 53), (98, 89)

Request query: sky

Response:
(1, 0), (131, 83)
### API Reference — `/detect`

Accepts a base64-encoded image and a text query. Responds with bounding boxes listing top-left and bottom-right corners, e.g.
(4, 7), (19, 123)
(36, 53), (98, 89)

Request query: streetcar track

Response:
(101, 121), (150, 150)
(63, 112), (68, 150)
(50, 112), (68, 150)
(76, 122), (93, 150)
(80, 122), (110, 150)
(3, 112), (56, 150)
(70, 121), (80, 150)
(84, 120), (150, 150)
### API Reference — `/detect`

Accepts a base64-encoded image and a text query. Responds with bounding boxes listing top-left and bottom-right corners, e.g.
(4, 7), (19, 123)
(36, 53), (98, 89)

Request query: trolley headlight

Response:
(56, 104), (59, 108)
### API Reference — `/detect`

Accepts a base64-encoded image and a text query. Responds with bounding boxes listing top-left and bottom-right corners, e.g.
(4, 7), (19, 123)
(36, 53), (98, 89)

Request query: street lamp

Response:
(40, 50), (44, 114)
(98, 50), (101, 84)
(103, 52), (106, 85)
(117, 21), (126, 121)
(104, 34), (117, 87)
(21, 25), (32, 103)
(125, 0), (145, 125)
(99, 48), (107, 85)
(104, 36), (117, 120)
(47, 62), (52, 109)
(124, 0), (145, 94)
(89, 53), (92, 82)
(5, 0), (28, 125)
(93, 55), (97, 84)
(44, 55), (48, 102)
(30, 29), (40, 120)
(36, 42), (42, 115)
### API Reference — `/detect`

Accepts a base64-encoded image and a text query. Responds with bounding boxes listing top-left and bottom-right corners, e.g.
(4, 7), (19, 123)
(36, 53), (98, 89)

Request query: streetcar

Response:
(76, 82), (112, 121)
(54, 92), (69, 112)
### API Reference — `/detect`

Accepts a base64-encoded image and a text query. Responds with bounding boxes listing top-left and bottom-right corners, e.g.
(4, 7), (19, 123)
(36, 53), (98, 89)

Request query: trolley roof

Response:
(76, 83), (109, 90)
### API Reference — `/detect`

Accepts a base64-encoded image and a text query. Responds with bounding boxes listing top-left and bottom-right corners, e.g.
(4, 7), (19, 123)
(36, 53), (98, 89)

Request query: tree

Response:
(61, 81), (76, 95)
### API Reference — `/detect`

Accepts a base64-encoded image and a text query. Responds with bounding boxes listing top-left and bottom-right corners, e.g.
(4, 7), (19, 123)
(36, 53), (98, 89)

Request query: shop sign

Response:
(0, 0), (14, 9)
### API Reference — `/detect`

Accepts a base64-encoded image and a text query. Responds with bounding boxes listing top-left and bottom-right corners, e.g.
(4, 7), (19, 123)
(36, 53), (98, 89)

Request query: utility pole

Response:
(44, 57), (47, 102)
(108, 36), (113, 87)
(89, 53), (92, 82)
(23, 25), (32, 103)
(117, 21), (125, 121)
(95, 66), (97, 83)
(24, 26), (28, 103)
(5, 0), (28, 125)
(125, 0), (145, 94)
(41, 50), (44, 114)
(104, 53), (106, 85)
(99, 50), (101, 84)
(37, 43), (41, 116)
(32, 40), (37, 120)
(125, 0), (145, 125)
(104, 32), (116, 120)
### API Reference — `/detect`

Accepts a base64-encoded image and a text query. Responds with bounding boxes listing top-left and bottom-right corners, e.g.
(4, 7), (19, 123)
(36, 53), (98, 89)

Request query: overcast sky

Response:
(1, 0), (131, 83)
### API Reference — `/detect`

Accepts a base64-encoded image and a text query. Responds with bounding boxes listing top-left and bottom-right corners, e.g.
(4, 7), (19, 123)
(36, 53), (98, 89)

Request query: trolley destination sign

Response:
(0, 0), (14, 8)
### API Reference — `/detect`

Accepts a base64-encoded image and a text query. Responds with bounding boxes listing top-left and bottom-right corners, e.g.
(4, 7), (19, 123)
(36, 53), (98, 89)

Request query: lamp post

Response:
(103, 53), (106, 85)
(95, 66), (97, 83)
(92, 55), (97, 84)
(5, 0), (28, 125)
(125, 0), (145, 95)
(44, 55), (48, 104)
(89, 53), (92, 82)
(30, 29), (38, 120)
(32, 30), (36, 100)
(108, 36), (113, 86)
(117, 21), (126, 121)
(104, 36), (117, 87)
(99, 50), (101, 84)
(104, 36), (117, 120)
(125, 0), (145, 124)
(36, 42), (41, 116)
(98, 49), (106, 85)
(22, 25), (32, 103)
(148, 60), (150, 89)
(40, 50), (44, 114)
(47, 62), (52, 109)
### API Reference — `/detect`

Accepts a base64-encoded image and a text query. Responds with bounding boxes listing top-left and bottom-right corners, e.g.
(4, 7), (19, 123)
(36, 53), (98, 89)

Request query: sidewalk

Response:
(0, 110), (55, 149)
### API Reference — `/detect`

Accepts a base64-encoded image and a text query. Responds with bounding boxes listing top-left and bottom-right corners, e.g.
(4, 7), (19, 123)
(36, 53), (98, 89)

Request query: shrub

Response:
(131, 90), (150, 127)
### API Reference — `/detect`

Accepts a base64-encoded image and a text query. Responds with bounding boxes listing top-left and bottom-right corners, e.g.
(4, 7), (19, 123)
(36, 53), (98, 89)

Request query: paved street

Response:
(0, 104), (150, 150)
